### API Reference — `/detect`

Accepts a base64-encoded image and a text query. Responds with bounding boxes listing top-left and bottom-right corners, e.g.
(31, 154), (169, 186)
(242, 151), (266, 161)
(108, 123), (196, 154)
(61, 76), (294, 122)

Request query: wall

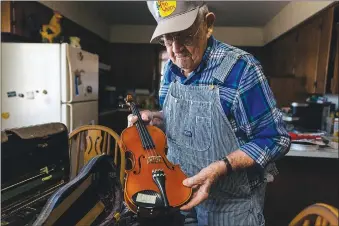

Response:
(110, 1), (334, 46)
(39, 1), (110, 41)
(110, 25), (264, 46)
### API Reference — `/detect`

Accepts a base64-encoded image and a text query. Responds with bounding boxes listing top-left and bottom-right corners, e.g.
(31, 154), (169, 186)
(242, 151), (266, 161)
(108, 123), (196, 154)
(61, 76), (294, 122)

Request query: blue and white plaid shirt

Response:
(159, 36), (290, 169)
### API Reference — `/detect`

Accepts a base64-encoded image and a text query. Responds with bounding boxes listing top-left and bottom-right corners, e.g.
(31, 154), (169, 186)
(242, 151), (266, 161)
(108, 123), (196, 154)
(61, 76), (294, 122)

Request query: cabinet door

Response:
(316, 6), (335, 94)
(263, 30), (298, 78)
(331, 23), (339, 94)
(1, 1), (11, 33)
(294, 6), (334, 94)
(294, 17), (322, 94)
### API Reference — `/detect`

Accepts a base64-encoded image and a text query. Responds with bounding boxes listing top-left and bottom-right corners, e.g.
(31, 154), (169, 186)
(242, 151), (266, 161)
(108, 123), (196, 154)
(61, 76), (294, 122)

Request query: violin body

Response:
(120, 96), (192, 218)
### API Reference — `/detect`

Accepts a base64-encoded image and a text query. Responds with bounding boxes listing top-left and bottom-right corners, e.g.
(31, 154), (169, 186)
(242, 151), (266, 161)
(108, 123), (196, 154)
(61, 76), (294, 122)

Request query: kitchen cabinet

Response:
(263, 30), (298, 80)
(294, 15), (323, 94)
(1, 1), (11, 33)
(315, 6), (335, 94)
(269, 76), (307, 108)
(331, 23), (339, 94)
(263, 3), (336, 95)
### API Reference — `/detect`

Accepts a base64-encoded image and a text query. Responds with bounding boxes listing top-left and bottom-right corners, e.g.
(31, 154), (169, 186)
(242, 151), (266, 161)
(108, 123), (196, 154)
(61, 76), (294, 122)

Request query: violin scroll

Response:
(125, 94), (134, 105)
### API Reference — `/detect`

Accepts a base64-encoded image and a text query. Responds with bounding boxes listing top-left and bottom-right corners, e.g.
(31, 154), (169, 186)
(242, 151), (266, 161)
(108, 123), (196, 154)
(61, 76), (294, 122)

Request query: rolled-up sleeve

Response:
(233, 62), (291, 168)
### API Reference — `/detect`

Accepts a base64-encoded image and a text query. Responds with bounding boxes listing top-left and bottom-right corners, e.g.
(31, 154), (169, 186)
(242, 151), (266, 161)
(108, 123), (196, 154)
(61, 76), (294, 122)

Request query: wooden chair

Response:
(68, 125), (125, 185)
(289, 203), (339, 226)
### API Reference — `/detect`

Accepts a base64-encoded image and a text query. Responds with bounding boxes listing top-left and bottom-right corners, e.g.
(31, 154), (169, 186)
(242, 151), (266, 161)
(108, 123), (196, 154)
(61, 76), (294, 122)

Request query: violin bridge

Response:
(147, 156), (162, 164)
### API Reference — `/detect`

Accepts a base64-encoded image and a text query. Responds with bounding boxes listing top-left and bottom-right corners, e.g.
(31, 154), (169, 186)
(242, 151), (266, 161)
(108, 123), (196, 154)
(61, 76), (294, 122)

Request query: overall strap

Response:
(212, 48), (250, 83)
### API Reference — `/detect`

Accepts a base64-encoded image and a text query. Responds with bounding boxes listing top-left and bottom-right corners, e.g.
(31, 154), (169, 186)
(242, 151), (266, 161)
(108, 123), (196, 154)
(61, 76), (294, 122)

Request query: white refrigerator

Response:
(1, 43), (99, 132)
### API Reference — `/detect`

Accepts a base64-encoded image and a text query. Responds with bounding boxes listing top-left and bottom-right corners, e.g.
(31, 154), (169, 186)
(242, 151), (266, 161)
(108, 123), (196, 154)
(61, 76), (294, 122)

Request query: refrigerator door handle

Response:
(67, 103), (73, 132)
(66, 47), (73, 103)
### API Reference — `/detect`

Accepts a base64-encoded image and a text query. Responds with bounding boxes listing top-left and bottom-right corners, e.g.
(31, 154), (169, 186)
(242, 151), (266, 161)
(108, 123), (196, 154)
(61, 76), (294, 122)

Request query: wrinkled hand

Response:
(180, 161), (227, 211)
(127, 110), (164, 128)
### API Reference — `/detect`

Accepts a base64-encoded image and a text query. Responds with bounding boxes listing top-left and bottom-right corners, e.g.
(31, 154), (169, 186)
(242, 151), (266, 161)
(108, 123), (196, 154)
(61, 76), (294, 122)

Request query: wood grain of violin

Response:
(120, 95), (192, 218)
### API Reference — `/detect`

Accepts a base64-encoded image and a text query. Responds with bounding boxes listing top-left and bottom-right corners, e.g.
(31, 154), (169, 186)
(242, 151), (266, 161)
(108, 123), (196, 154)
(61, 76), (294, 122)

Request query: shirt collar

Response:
(202, 35), (216, 64)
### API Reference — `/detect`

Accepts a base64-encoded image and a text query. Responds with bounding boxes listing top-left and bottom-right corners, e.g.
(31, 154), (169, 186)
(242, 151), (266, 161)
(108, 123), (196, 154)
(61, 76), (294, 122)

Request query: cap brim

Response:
(150, 7), (199, 43)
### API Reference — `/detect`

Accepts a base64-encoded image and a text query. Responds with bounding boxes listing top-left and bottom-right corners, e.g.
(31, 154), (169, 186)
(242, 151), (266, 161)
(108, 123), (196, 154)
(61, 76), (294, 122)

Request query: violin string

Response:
(136, 108), (158, 158)
(140, 120), (159, 159)
(131, 104), (151, 159)
(136, 114), (157, 157)
(140, 119), (158, 157)
(140, 122), (158, 157)
(135, 105), (158, 157)
(136, 121), (152, 151)
(135, 123), (148, 152)
(132, 103), (157, 158)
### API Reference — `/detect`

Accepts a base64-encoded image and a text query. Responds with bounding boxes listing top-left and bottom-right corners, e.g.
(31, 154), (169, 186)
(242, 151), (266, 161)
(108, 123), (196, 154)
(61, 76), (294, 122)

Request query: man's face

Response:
(161, 20), (208, 74)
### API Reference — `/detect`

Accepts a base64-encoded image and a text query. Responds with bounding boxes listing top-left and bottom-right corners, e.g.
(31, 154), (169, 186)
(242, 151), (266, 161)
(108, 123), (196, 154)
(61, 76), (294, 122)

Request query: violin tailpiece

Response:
(152, 169), (169, 207)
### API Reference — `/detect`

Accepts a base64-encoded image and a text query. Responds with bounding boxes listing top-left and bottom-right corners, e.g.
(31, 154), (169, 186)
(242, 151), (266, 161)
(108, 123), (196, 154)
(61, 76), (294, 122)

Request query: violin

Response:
(120, 95), (192, 218)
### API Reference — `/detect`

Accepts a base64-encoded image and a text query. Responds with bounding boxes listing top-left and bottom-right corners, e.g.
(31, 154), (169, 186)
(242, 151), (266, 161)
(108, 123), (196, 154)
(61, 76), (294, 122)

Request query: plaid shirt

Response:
(159, 36), (290, 169)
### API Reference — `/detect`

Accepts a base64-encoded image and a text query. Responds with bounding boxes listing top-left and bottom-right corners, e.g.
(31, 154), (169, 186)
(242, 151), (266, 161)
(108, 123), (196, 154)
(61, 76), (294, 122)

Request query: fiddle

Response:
(120, 95), (192, 218)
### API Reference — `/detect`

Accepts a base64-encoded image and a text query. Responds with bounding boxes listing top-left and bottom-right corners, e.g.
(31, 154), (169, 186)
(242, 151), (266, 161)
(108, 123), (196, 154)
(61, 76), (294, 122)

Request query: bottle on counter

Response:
(334, 118), (338, 138)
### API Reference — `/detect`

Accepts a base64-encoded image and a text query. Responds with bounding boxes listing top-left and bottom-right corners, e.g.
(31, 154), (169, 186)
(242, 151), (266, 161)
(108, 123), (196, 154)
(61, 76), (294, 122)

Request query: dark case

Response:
(1, 123), (70, 226)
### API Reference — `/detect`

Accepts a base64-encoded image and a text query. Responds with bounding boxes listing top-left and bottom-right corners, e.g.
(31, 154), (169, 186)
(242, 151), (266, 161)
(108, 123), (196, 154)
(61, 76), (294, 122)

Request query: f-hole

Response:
(125, 151), (134, 171)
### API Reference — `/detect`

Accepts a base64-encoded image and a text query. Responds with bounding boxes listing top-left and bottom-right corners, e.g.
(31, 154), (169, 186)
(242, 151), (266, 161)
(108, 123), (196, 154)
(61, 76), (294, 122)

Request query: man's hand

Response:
(180, 160), (227, 211)
(127, 110), (164, 128)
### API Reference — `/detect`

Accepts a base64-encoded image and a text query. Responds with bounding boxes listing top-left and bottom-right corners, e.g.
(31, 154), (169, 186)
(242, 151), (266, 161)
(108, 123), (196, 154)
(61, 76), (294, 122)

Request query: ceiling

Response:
(87, 1), (290, 27)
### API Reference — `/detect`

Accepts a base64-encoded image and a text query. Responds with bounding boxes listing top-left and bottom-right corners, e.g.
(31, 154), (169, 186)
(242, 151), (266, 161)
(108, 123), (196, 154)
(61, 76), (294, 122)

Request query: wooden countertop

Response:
(286, 146), (338, 158)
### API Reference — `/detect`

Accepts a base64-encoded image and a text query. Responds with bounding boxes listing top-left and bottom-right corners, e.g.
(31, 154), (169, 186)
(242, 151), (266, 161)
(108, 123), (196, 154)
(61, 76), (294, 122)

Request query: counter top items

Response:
(333, 118), (338, 137)
(289, 132), (323, 141)
(282, 94), (338, 134)
(289, 132), (328, 145)
(289, 101), (334, 131)
(288, 141), (338, 158)
(290, 142), (320, 152)
(287, 131), (338, 158)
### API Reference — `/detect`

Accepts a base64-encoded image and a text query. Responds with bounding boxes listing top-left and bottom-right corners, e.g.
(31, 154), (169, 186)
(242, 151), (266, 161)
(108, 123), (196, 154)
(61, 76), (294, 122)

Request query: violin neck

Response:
(130, 103), (155, 150)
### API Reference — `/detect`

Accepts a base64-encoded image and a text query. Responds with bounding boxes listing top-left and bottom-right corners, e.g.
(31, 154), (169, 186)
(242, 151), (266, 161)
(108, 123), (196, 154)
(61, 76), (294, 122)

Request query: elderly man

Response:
(128, 1), (290, 225)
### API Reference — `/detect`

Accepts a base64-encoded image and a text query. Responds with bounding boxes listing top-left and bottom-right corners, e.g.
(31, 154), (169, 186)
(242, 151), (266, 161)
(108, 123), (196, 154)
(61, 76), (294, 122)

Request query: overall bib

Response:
(162, 57), (266, 226)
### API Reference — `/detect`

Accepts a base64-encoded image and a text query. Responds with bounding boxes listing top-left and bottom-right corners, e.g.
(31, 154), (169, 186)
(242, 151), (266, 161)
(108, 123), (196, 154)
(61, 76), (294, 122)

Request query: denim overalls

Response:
(162, 56), (266, 226)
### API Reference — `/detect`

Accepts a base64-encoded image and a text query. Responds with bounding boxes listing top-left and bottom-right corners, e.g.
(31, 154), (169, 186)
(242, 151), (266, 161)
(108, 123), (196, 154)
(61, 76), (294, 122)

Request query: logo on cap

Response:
(155, 1), (176, 18)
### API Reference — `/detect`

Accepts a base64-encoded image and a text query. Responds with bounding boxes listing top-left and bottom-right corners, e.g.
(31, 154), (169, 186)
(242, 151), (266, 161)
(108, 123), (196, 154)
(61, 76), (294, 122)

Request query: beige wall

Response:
(40, 1), (335, 46)
(211, 27), (263, 47)
(110, 25), (264, 46)
(110, 1), (334, 46)
(39, 1), (110, 40)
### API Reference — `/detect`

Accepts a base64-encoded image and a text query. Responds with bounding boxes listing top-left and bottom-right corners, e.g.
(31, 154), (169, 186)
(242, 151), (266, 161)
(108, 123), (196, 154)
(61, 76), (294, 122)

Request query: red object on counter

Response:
(289, 132), (322, 140)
